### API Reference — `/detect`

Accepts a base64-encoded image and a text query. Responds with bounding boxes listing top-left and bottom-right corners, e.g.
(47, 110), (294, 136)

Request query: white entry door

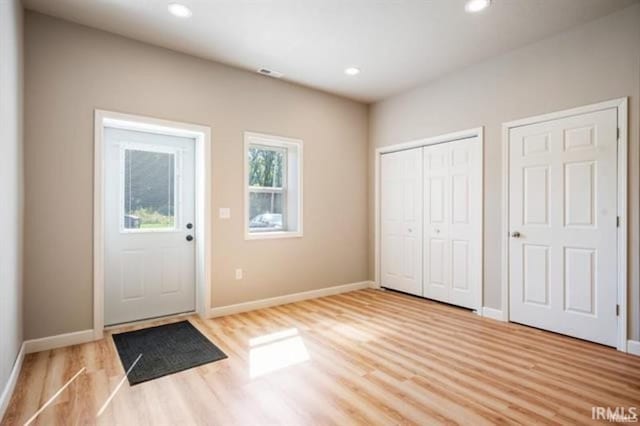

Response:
(508, 108), (618, 346)
(423, 138), (482, 309)
(104, 127), (196, 325)
(380, 148), (423, 296)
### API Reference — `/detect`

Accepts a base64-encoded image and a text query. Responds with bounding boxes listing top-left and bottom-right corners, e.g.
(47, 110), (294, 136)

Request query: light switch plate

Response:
(219, 208), (231, 219)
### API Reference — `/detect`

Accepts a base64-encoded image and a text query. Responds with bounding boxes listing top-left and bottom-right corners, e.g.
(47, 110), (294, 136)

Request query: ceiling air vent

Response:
(257, 68), (283, 78)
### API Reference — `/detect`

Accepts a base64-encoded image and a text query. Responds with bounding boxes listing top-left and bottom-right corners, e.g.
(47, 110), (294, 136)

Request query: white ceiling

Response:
(23, 0), (637, 103)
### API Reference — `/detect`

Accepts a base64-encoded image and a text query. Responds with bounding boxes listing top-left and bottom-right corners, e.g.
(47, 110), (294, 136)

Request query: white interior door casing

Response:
(508, 108), (618, 346)
(105, 127), (196, 325)
(380, 148), (423, 296)
(423, 138), (482, 309)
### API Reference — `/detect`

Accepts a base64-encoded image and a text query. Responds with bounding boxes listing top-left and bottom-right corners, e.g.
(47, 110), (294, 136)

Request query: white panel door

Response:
(423, 143), (450, 302)
(380, 148), (423, 296)
(509, 108), (618, 346)
(423, 138), (482, 309)
(105, 127), (196, 325)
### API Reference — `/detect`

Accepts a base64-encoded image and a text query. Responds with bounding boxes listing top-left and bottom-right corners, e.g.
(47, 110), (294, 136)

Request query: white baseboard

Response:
(627, 340), (640, 356)
(481, 306), (506, 321)
(209, 281), (374, 318)
(0, 343), (25, 421)
(23, 329), (95, 354)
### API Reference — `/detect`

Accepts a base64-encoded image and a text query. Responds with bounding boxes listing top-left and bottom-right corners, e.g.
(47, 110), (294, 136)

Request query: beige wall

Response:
(0, 0), (24, 398)
(23, 5), (640, 342)
(24, 12), (369, 339)
(369, 4), (640, 339)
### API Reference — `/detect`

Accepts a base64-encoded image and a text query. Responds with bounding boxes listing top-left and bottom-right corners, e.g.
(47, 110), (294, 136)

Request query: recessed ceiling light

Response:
(344, 67), (360, 76)
(168, 3), (192, 18)
(465, 0), (491, 13)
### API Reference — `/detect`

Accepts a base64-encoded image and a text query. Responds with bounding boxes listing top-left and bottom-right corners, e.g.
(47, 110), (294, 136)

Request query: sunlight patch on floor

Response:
(249, 328), (310, 378)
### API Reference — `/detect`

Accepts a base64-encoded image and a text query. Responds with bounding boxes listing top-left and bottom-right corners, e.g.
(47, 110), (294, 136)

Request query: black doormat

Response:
(112, 320), (227, 385)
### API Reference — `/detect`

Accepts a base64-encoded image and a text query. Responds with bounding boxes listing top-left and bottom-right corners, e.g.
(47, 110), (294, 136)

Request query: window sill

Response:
(245, 231), (303, 241)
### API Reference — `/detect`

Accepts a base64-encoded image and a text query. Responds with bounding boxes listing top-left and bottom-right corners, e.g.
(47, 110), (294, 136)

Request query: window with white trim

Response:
(245, 132), (302, 239)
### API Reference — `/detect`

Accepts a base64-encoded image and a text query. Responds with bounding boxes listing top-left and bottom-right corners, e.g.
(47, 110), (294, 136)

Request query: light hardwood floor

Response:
(3, 289), (640, 425)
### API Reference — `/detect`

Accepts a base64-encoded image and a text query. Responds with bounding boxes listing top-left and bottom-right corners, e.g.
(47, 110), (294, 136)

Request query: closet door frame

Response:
(374, 127), (484, 312)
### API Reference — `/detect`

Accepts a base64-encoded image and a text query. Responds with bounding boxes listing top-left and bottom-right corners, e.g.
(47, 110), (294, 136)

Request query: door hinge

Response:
(616, 304), (620, 316)
(617, 216), (620, 227)
(617, 127), (620, 140)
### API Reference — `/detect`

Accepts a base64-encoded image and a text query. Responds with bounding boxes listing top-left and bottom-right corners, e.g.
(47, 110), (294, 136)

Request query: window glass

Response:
(124, 149), (176, 230)
(249, 192), (284, 231)
(248, 145), (286, 232)
(248, 146), (285, 187)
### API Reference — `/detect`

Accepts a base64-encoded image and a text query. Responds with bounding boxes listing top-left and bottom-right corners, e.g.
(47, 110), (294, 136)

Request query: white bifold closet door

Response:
(380, 137), (482, 308)
(423, 138), (482, 309)
(380, 148), (423, 296)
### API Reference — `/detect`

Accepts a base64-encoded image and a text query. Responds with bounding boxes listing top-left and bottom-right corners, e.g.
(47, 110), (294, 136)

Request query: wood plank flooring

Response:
(3, 289), (640, 425)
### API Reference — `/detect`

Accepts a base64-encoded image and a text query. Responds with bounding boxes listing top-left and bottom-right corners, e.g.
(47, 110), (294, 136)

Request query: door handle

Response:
(511, 231), (521, 238)
(186, 223), (193, 230)
(186, 235), (194, 242)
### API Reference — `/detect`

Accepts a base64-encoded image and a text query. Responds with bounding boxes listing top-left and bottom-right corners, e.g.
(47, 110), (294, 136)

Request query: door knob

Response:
(511, 231), (521, 238)
(186, 235), (194, 242)
(186, 223), (193, 230)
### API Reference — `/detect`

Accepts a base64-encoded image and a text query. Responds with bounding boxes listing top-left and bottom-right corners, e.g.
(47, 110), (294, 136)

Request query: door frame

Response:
(374, 127), (484, 312)
(93, 109), (212, 339)
(501, 97), (628, 352)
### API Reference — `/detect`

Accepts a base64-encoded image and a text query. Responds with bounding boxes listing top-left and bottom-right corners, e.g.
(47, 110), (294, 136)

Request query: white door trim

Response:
(501, 97), (628, 352)
(374, 127), (484, 312)
(94, 109), (212, 340)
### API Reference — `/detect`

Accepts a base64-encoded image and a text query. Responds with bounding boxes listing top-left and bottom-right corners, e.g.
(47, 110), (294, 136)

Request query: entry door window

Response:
(122, 148), (178, 231)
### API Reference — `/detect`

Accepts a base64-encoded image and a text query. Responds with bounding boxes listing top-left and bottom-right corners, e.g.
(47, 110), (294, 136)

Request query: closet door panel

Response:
(448, 139), (482, 309)
(380, 148), (423, 296)
(423, 144), (450, 302)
